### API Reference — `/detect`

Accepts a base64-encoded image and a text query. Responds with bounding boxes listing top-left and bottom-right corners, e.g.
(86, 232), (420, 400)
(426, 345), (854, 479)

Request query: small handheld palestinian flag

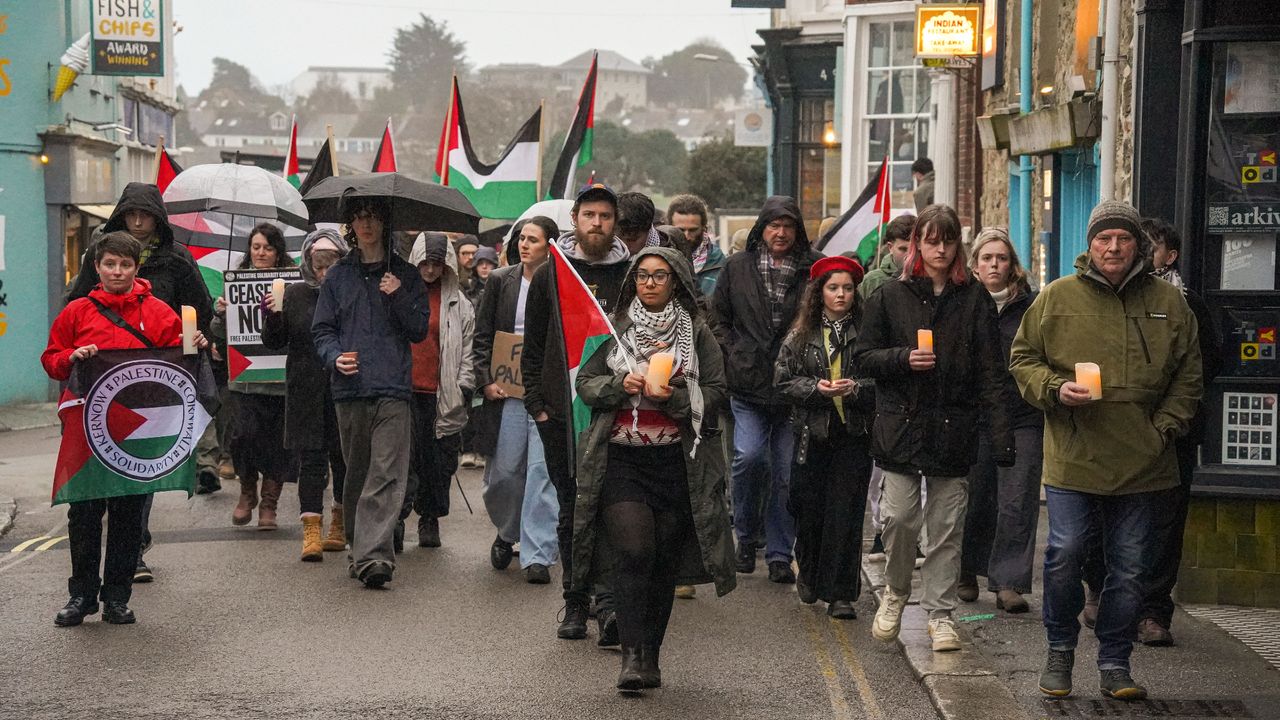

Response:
(52, 348), (216, 505)
(371, 117), (397, 173)
(283, 114), (301, 188)
(298, 131), (338, 197)
(818, 155), (890, 261)
(546, 243), (623, 452)
(547, 52), (597, 200)
(154, 145), (183, 194)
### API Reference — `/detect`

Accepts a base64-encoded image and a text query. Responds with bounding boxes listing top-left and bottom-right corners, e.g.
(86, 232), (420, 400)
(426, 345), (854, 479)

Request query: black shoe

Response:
(957, 573), (979, 602)
(1099, 668), (1147, 701)
(557, 600), (589, 640)
(639, 644), (662, 688)
(768, 561), (796, 584)
(597, 609), (620, 647)
(491, 536), (514, 570)
(195, 470), (222, 495)
(827, 600), (857, 620)
(102, 601), (136, 624)
(133, 559), (154, 583)
(360, 561), (393, 588)
(54, 596), (99, 627)
(418, 516), (441, 548)
(797, 577), (818, 604)
(735, 542), (756, 574)
(617, 646), (645, 692)
(526, 563), (551, 584)
(1038, 649), (1074, 697)
(868, 533), (885, 559)
(393, 521), (405, 554)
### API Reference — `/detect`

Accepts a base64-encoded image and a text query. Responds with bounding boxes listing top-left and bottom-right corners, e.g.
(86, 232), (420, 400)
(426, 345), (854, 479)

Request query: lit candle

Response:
(271, 278), (286, 312)
(1075, 362), (1102, 400)
(917, 329), (934, 354)
(645, 352), (675, 390)
(181, 305), (197, 355)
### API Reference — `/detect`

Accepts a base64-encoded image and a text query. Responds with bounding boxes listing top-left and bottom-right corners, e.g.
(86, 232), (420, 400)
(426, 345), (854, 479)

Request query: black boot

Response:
(418, 516), (441, 548)
(639, 644), (662, 688)
(617, 646), (645, 691)
(490, 535), (514, 569)
(393, 521), (405, 554)
(54, 596), (99, 627)
(102, 601), (136, 624)
(557, 599), (589, 640)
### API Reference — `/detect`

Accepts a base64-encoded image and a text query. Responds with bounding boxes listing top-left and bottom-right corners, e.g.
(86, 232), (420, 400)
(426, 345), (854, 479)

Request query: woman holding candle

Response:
(573, 246), (735, 691)
(213, 223), (295, 529)
(775, 255), (876, 620)
(261, 228), (350, 560)
(852, 204), (1014, 654)
(955, 227), (1043, 613)
(42, 232), (208, 626)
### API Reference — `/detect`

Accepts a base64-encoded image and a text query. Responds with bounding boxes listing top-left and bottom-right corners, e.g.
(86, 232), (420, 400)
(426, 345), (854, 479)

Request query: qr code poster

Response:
(1222, 392), (1278, 466)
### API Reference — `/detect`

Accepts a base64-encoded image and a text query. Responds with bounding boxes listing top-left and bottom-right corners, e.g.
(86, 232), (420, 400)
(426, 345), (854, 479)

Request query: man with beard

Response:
(522, 184), (630, 644)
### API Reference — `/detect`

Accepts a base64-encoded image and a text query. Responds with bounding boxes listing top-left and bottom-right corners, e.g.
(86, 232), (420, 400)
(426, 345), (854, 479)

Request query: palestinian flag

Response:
(283, 114), (301, 188)
(298, 133), (337, 197)
(435, 77), (542, 219)
(155, 146), (182, 194)
(547, 52), (597, 200)
(818, 156), (890, 261)
(371, 118), (397, 172)
(547, 243), (620, 445)
(53, 348), (214, 505)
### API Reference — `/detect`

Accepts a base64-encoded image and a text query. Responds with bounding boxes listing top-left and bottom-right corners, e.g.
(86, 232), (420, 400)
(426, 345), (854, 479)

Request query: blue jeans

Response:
(1043, 486), (1163, 671)
(730, 397), (795, 564)
(482, 399), (559, 568)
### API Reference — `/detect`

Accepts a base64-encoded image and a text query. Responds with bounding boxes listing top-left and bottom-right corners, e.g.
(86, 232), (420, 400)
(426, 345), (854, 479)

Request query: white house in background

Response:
(200, 110), (291, 148)
(289, 66), (392, 107)
(558, 50), (650, 110)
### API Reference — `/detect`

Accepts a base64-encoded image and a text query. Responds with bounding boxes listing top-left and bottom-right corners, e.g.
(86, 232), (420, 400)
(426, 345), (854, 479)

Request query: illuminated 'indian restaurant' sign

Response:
(915, 4), (983, 59)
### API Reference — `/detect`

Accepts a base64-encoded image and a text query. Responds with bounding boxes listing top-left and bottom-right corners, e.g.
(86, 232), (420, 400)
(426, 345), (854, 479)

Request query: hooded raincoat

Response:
(571, 247), (737, 596)
(408, 233), (476, 438)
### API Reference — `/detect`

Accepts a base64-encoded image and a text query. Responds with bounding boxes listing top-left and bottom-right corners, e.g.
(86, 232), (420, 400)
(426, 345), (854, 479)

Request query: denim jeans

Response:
(483, 398), (559, 568)
(1043, 486), (1164, 671)
(729, 397), (795, 564)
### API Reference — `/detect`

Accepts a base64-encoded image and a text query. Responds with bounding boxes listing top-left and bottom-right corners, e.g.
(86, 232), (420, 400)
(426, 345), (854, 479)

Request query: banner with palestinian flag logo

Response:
(53, 348), (216, 505)
(547, 243), (620, 446)
(817, 156), (891, 261)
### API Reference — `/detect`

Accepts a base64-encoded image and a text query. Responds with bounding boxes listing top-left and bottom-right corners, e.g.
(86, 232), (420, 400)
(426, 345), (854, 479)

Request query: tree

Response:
(646, 40), (747, 109)
(582, 122), (688, 195)
(686, 134), (766, 210)
(198, 57), (284, 113)
(297, 76), (358, 116)
(388, 14), (469, 113)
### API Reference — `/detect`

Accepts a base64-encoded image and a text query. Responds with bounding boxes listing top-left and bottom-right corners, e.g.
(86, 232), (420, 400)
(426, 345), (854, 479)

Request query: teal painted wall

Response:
(1057, 149), (1099, 280)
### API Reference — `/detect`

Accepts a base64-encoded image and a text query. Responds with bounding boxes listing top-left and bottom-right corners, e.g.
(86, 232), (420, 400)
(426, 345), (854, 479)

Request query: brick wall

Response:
(1176, 498), (1280, 608)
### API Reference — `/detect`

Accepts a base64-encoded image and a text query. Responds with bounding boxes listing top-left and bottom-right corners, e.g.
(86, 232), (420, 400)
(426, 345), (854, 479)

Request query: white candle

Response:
(271, 278), (285, 312)
(1075, 362), (1102, 400)
(181, 305), (197, 355)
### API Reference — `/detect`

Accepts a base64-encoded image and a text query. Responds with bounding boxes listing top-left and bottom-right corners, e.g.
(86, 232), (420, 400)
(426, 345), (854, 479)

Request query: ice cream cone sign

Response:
(53, 34), (90, 102)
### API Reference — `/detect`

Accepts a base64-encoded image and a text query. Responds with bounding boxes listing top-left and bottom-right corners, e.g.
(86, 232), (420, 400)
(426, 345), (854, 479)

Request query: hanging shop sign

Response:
(90, 0), (165, 76)
(915, 4), (982, 59)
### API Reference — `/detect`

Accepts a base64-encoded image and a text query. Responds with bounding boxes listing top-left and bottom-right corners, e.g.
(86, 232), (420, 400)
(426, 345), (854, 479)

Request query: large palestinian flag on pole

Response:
(435, 77), (542, 219)
(547, 242), (620, 449)
(817, 156), (890, 260)
(371, 118), (397, 173)
(283, 114), (301, 188)
(547, 52), (597, 200)
(53, 348), (215, 505)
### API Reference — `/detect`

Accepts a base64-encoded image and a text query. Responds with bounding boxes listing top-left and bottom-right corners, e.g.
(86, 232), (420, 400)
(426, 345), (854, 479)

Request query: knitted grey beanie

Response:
(1087, 200), (1150, 256)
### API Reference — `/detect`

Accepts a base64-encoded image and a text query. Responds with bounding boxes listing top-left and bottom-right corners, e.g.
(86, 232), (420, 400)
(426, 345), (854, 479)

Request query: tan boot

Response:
(323, 505), (346, 551)
(258, 479), (282, 530)
(218, 459), (237, 480)
(301, 515), (324, 562)
(232, 479), (257, 526)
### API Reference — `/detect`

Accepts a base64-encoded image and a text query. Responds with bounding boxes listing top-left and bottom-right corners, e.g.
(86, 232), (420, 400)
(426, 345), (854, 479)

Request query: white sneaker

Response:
(872, 590), (908, 641)
(928, 616), (962, 652)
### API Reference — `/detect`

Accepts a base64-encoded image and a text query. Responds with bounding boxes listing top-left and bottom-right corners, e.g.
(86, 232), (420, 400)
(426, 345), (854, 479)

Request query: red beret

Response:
(809, 255), (865, 284)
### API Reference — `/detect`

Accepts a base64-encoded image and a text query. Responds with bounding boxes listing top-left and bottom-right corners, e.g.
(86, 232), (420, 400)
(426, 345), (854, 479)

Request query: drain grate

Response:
(1183, 605), (1280, 672)
(1041, 698), (1252, 718)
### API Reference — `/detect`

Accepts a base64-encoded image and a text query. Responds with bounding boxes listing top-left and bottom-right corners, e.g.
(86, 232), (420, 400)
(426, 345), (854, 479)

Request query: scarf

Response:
(758, 251), (799, 330)
(645, 226), (663, 248)
(138, 234), (161, 266)
(692, 236), (712, 273)
(608, 296), (704, 457)
(1152, 266), (1186, 294)
(822, 313), (850, 353)
(821, 312), (852, 424)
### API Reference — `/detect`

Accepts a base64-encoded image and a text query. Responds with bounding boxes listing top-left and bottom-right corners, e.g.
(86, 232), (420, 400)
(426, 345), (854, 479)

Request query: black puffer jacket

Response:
(852, 276), (1014, 477)
(712, 196), (821, 406)
(775, 319), (877, 460)
(68, 183), (213, 332)
(994, 290), (1043, 431)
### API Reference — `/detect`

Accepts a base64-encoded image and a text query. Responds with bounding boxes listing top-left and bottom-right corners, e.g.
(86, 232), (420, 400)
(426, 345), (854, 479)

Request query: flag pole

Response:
(325, 123), (338, 176)
(535, 98), (546, 201)
(152, 134), (165, 184)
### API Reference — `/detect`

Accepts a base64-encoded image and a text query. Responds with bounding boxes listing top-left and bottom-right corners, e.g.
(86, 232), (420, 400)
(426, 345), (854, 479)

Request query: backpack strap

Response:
(87, 296), (156, 348)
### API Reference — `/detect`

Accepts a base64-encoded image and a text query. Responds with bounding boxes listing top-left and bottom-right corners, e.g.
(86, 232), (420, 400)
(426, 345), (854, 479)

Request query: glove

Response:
(994, 448), (1017, 468)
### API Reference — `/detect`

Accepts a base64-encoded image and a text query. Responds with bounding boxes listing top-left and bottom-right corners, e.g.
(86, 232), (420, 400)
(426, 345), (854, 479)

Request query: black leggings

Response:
(296, 400), (347, 515)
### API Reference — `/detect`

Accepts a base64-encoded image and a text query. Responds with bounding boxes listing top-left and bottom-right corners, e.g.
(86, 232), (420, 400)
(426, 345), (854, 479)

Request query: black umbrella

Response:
(302, 172), (481, 234)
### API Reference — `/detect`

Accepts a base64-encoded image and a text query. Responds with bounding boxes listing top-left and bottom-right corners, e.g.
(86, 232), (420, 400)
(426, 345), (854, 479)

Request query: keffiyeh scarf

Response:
(1152, 266), (1186, 294)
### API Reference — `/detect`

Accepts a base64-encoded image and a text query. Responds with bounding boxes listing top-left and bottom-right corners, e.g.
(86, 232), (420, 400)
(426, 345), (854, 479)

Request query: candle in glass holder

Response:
(917, 329), (934, 353)
(645, 352), (675, 390)
(271, 278), (286, 311)
(181, 305), (197, 355)
(1075, 362), (1102, 399)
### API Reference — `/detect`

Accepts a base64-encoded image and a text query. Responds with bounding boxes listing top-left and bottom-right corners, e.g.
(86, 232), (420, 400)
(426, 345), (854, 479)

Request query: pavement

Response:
(862, 510), (1280, 720)
(0, 425), (938, 720)
(0, 402), (57, 434)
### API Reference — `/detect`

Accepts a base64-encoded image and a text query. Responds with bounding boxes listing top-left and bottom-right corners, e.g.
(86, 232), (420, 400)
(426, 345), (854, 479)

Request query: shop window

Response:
(121, 95), (176, 148)
(863, 18), (930, 209)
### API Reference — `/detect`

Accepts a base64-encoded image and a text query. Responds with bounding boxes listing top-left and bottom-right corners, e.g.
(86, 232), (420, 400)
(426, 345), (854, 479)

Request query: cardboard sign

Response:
(223, 267), (302, 383)
(491, 331), (524, 399)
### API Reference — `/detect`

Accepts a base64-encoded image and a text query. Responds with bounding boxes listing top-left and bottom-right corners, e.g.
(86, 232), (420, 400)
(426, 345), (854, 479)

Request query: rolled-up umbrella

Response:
(302, 172), (480, 235)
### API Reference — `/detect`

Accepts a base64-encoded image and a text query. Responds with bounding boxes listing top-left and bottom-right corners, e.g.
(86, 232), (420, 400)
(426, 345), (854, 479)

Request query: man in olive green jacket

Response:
(1009, 200), (1201, 703)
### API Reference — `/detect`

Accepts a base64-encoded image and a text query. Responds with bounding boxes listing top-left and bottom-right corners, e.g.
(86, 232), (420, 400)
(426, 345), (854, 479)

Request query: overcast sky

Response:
(172, 0), (771, 94)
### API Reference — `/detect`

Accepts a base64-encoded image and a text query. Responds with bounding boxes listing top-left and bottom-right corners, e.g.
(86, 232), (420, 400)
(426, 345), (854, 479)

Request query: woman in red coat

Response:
(41, 232), (207, 627)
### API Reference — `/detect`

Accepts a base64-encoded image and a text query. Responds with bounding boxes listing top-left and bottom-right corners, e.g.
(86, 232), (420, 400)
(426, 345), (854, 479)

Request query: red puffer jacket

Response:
(42, 278), (182, 381)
